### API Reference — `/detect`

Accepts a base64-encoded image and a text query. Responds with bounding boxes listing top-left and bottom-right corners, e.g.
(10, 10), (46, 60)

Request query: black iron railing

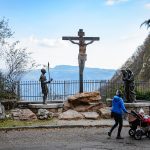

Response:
(18, 80), (104, 101)
(17, 80), (150, 102)
(1, 79), (150, 102)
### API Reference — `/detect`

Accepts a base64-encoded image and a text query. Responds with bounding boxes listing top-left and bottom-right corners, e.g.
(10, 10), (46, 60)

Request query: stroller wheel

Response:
(134, 129), (142, 140)
(146, 131), (150, 138)
(129, 129), (135, 137)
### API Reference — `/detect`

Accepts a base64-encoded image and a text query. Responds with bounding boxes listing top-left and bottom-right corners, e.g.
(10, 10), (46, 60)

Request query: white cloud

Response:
(145, 3), (150, 9)
(105, 0), (128, 6)
(120, 32), (146, 41)
(17, 30), (147, 70)
(19, 36), (78, 68)
(27, 36), (68, 48)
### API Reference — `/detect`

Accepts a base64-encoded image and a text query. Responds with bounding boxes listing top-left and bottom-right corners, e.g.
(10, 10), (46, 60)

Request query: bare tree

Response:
(4, 41), (35, 91)
(0, 18), (13, 43)
(0, 18), (36, 97)
(0, 18), (36, 81)
(0, 18), (13, 56)
(3, 41), (36, 95)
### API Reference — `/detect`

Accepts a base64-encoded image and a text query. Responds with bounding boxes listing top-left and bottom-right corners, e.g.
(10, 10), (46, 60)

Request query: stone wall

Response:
(125, 103), (150, 115)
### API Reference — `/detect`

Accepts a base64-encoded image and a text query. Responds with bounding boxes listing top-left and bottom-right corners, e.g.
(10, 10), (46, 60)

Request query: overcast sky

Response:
(0, 0), (150, 69)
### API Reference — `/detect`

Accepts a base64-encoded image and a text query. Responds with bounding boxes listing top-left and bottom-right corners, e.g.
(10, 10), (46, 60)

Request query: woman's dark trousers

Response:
(109, 112), (123, 137)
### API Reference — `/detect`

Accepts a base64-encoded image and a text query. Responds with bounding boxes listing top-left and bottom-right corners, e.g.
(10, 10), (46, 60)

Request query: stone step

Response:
(28, 103), (63, 109)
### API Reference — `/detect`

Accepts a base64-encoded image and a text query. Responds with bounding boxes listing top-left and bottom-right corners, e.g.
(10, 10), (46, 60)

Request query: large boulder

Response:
(81, 112), (99, 119)
(63, 92), (103, 112)
(67, 92), (101, 107)
(74, 102), (104, 112)
(11, 109), (37, 120)
(98, 107), (111, 119)
(61, 92), (107, 120)
(63, 101), (73, 111)
(37, 109), (53, 120)
(58, 109), (83, 120)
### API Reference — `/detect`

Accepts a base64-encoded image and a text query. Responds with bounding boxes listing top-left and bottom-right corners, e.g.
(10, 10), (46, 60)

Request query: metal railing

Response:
(17, 80), (150, 102)
(1, 79), (150, 102)
(18, 80), (103, 101)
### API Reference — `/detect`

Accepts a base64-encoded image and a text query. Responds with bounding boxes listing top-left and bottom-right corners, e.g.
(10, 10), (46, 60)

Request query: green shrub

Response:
(0, 91), (17, 100)
(135, 90), (150, 101)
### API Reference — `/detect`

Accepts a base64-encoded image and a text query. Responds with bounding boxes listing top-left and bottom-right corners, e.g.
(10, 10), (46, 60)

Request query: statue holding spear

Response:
(39, 62), (53, 104)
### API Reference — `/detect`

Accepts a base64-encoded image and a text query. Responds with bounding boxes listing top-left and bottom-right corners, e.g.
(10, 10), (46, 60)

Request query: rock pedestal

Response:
(58, 92), (108, 120)
(63, 91), (103, 112)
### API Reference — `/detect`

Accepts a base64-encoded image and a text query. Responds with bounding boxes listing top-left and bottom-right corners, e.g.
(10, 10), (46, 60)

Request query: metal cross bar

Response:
(62, 36), (100, 41)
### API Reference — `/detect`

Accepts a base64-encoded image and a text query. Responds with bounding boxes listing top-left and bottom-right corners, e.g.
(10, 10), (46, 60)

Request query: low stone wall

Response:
(106, 98), (150, 115)
(125, 103), (150, 115)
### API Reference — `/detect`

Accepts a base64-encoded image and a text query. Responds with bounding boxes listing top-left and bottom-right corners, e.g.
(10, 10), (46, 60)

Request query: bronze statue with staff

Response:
(39, 62), (53, 104)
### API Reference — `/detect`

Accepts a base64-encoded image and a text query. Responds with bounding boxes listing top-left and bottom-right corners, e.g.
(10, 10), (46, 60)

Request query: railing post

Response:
(105, 80), (108, 101)
(17, 81), (20, 100)
(64, 80), (66, 100)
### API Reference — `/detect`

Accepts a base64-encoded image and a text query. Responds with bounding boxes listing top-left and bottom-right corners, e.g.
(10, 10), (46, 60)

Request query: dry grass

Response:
(0, 118), (56, 128)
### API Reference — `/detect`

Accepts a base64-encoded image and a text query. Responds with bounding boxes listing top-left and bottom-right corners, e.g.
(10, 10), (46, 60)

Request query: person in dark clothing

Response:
(39, 68), (53, 104)
(108, 90), (128, 139)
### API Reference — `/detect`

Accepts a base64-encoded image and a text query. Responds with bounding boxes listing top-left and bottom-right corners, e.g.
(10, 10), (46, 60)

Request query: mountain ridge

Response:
(22, 65), (116, 81)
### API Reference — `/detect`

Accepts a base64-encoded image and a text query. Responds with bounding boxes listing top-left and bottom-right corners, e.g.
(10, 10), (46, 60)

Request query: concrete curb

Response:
(0, 124), (130, 131)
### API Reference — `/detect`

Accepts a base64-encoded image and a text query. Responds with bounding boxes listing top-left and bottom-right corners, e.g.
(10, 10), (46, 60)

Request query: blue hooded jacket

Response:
(111, 95), (127, 115)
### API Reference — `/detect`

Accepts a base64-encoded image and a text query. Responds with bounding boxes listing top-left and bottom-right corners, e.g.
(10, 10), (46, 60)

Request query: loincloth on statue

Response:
(78, 53), (87, 61)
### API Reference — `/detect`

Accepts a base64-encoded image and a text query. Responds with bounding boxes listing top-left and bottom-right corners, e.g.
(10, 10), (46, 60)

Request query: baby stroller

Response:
(128, 110), (150, 140)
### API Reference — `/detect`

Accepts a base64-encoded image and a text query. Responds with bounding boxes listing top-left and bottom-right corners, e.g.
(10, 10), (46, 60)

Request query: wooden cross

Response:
(62, 29), (100, 93)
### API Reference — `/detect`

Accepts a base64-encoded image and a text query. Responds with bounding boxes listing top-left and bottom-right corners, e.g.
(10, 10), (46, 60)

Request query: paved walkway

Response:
(2, 119), (148, 150)
(55, 119), (129, 127)
(1, 127), (150, 150)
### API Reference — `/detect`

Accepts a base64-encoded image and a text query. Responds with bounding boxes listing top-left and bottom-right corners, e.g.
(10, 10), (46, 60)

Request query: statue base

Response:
(28, 102), (63, 114)
(106, 98), (150, 115)
(125, 102), (150, 115)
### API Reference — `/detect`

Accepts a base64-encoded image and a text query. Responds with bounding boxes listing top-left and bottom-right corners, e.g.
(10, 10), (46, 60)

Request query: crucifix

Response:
(62, 29), (100, 93)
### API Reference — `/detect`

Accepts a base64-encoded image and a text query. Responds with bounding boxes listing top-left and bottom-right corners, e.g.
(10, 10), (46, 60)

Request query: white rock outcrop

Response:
(58, 109), (83, 120)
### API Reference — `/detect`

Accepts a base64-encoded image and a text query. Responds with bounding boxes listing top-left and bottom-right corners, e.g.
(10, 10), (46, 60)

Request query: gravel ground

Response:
(55, 119), (129, 126)
(0, 127), (150, 150)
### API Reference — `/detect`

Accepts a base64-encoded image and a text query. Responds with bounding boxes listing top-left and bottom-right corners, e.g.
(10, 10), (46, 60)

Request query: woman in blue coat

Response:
(108, 90), (128, 139)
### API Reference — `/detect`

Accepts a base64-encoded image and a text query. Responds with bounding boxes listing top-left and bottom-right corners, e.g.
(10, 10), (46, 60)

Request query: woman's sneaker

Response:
(108, 132), (111, 137)
(116, 136), (124, 139)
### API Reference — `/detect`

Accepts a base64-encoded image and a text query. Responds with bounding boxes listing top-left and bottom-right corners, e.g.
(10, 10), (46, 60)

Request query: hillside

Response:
(111, 33), (150, 82)
(21, 65), (116, 81)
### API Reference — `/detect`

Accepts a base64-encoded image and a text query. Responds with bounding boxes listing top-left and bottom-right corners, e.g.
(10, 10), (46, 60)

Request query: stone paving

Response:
(0, 119), (150, 150)
(0, 127), (150, 150)
(55, 119), (129, 127)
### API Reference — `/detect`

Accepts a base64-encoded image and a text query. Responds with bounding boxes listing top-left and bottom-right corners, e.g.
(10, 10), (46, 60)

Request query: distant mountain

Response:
(21, 65), (116, 81)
